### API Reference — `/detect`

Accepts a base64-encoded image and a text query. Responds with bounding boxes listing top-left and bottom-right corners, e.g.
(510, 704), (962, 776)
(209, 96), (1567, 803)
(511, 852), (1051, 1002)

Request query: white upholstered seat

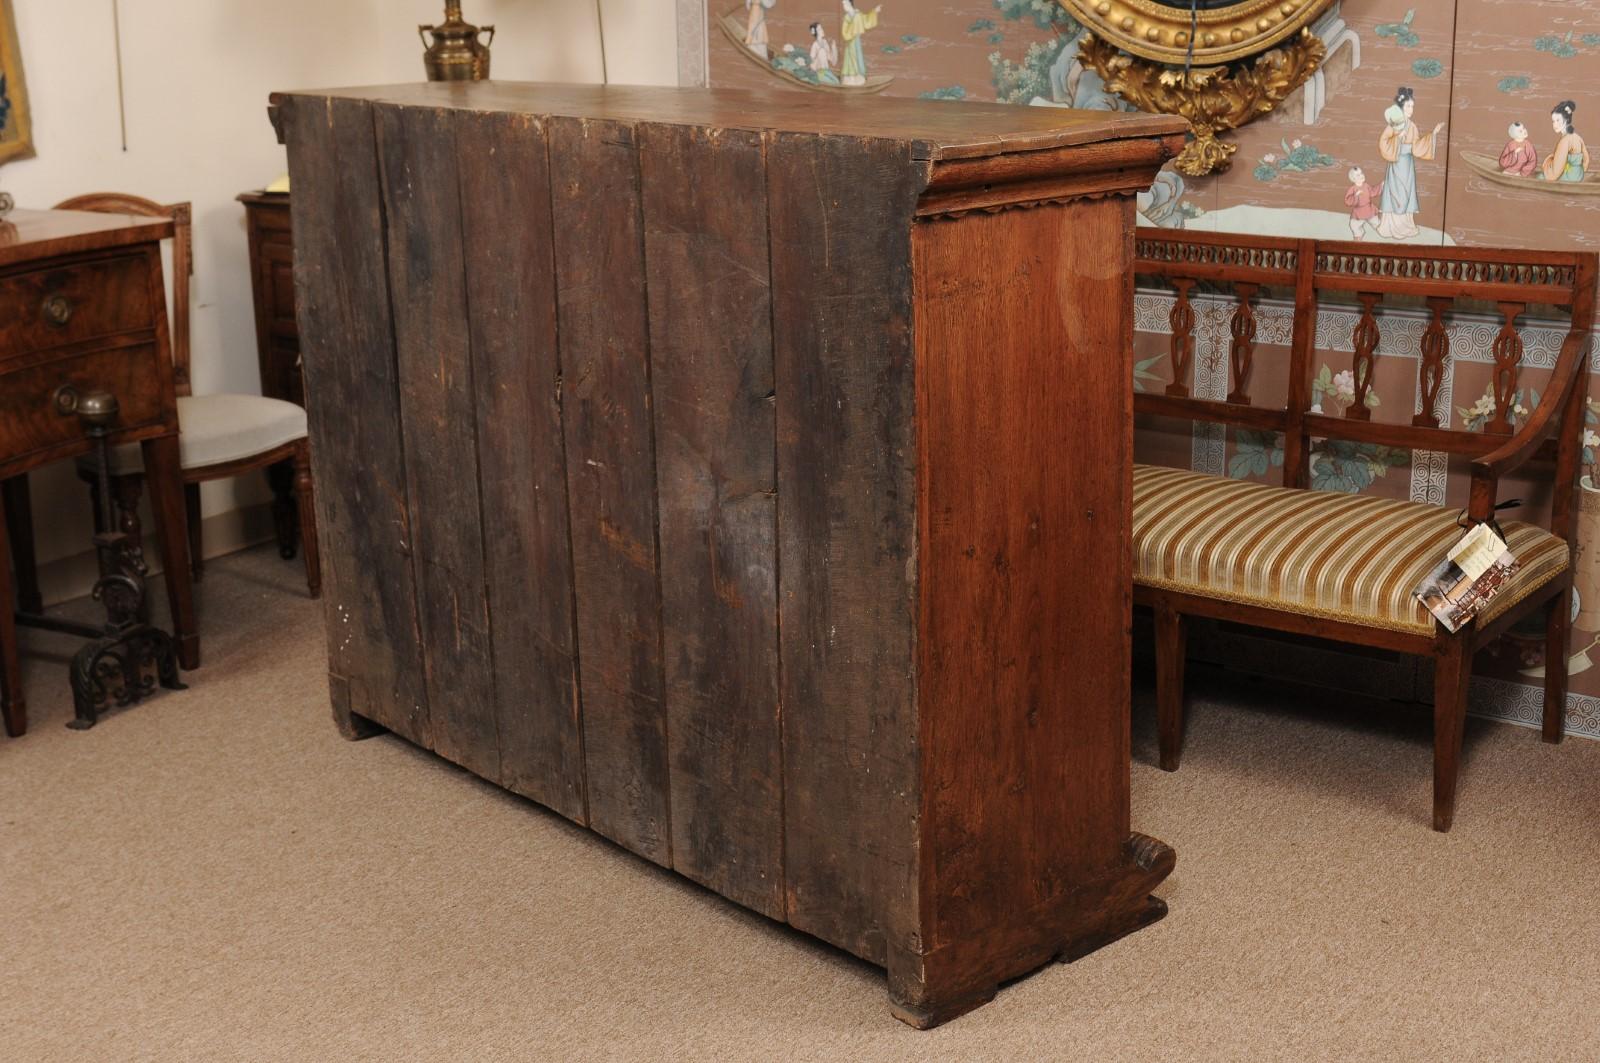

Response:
(94, 393), (308, 475)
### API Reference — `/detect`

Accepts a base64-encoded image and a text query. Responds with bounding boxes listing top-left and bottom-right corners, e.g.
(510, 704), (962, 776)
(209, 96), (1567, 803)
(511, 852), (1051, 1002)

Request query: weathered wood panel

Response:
(549, 117), (671, 865)
(913, 198), (1136, 949)
(283, 96), (430, 744)
(639, 123), (783, 918)
(374, 103), (500, 781)
(456, 110), (587, 822)
(767, 132), (922, 965)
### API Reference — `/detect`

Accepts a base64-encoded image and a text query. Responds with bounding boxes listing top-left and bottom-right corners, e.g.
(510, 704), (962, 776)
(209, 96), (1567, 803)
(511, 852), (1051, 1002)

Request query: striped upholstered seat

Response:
(1132, 464), (1571, 635)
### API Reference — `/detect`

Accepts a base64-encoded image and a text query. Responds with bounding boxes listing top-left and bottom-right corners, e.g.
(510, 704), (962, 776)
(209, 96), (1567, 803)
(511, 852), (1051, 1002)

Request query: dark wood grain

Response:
(278, 83), (1184, 1027)
(767, 130), (921, 964)
(375, 102), (499, 781)
(283, 95), (430, 744)
(640, 122), (783, 918)
(549, 116), (671, 865)
(456, 109), (586, 822)
(910, 197), (1145, 995)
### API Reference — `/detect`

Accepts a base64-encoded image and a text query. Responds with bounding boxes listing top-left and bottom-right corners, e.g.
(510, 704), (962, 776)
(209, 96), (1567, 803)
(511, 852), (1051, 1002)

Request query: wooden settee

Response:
(1132, 230), (1597, 832)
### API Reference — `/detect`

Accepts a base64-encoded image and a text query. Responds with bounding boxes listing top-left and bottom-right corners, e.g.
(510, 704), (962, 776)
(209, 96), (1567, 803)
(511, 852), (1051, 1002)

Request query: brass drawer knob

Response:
(42, 293), (75, 326)
(52, 383), (80, 416)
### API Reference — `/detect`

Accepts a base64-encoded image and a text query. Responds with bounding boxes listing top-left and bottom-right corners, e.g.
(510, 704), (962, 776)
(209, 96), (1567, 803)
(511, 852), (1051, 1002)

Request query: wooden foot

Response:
(883, 832), (1174, 1028)
(329, 672), (383, 740)
(292, 441), (321, 599)
(1431, 638), (1472, 833)
(1154, 601), (1187, 771)
(2, 475), (43, 615)
(1542, 585), (1571, 744)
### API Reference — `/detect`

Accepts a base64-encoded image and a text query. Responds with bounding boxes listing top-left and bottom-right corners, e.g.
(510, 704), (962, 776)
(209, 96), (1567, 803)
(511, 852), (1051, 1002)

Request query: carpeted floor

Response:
(3, 545), (1598, 1062)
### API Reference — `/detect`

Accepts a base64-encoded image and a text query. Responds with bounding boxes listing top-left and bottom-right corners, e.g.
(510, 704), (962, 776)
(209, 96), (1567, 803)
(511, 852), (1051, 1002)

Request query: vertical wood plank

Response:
(639, 122), (783, 918)
(767, 132), (922, 965)
(456, 110), (587, 822)
(282, 96), (430, 744)
(375, 103), (499, 781)
(549, 117), (672, 865)
(913, 197), (1136, 948)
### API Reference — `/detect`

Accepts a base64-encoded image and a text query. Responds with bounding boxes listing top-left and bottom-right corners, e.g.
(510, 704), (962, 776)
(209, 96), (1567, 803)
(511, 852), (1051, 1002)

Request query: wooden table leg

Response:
(0, 486), (26, 737)
(142, 433), (199, 670)
(2, 475), (43, 615)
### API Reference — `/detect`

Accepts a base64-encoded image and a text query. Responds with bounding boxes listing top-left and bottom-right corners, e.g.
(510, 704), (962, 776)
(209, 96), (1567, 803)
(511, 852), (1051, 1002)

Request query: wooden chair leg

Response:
(1154, 601), (1187, 772)
(184, 482), (204, 582)
(268, 460), (297, 561)
(292, 441), (321, 599)
(142, 435), (199, 671)
(0, 486), (26, 737)
(1431, 638), (1473, 833)
(1543, 585), (1572, 744)
(2, 475), (43, 614)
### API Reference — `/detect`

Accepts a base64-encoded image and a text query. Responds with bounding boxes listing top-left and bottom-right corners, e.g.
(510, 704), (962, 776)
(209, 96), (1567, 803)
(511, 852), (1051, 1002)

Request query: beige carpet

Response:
(3, 545), (1598, 1062)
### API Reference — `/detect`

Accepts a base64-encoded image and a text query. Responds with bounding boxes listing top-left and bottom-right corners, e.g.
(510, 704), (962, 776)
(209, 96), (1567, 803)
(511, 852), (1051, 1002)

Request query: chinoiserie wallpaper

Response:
(701, 0), (1600, 738)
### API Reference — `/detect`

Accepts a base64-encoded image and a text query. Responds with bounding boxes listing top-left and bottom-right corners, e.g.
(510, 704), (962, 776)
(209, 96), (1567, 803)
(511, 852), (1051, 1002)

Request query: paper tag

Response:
(1450, 522), (1504, 581)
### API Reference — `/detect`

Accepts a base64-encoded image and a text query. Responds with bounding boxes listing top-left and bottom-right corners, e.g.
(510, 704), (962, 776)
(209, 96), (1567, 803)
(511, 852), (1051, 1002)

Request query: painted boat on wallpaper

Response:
(1459, 150), (1600, 196)
(717, 11), (894, 94)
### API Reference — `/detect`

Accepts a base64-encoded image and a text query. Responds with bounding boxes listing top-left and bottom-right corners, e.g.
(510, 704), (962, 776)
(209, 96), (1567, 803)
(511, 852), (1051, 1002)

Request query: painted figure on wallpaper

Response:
(743, 0), (775, 54)
(1541, 100), (1590, 182)
(1499, 122), (1538, 177)
(808, 23), (840, 84)
(1376, 87), (1445, 240)
(1344, 165), (1380, 239)
(839, 0), (881, 86)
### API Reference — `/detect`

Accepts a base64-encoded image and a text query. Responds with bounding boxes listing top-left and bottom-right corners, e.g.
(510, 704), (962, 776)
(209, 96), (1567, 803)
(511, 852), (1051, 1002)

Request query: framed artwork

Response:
(0, 1), (32, 164)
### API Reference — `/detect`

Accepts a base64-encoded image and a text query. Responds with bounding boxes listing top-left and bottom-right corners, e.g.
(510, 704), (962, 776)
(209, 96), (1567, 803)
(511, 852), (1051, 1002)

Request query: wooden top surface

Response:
(0, 208), (173, 268)
(271, 81), (1187, 160)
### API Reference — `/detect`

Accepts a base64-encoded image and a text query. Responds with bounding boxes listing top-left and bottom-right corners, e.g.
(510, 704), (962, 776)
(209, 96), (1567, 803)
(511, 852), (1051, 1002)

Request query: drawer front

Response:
(0, 254), (155, 360)
(0, 343), (166, 466)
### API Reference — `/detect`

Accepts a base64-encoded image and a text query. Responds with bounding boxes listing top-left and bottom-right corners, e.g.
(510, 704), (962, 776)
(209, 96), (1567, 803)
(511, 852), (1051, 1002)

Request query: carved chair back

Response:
(55, 192), (195, 398)
(1135, 229), (1597, 546)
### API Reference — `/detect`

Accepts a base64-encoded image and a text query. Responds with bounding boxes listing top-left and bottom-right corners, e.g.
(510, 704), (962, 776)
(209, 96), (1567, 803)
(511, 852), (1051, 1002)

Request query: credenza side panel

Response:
(913, 197), (1135, 951)
(456, 110), (587, 823)
(768, 132), (923, 965)
(549, 117), (673, 866)
(282, 97), (431, 744)
(638, 123), (784, 918)
(374, 103), (501, 783)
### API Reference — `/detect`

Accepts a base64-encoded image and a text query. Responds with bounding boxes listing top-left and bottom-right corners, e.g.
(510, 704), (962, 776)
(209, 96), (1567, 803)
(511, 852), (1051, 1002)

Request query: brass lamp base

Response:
(1079, 29), (1325, 177)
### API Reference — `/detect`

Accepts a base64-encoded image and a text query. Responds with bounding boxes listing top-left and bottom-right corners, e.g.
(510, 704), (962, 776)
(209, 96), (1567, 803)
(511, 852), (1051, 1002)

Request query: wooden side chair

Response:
(3, 193), (319, 609)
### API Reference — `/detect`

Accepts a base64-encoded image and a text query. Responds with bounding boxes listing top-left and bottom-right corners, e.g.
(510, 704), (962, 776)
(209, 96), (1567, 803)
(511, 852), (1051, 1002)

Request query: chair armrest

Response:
(1472, 328), (1591, 482)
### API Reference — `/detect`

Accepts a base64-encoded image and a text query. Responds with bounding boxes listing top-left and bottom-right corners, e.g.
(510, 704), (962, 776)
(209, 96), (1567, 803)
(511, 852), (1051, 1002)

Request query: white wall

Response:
(8, 0), (677, 592)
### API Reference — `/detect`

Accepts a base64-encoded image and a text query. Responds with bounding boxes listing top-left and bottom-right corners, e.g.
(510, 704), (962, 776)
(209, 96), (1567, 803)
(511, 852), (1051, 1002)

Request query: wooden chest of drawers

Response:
(238, 191), (301, 406)
(0, 208), (199, 735)
(273, 82), (1185, 1027)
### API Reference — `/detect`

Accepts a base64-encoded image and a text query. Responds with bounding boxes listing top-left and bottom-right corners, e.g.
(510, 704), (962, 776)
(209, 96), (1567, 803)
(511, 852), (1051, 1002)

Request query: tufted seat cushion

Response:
(93, 393), (308, 476)
(1133, 463), (1570, 635)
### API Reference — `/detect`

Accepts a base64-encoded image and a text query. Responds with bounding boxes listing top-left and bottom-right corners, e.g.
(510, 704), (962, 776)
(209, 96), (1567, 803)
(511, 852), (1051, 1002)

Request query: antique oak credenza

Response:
(271, 83), (1185, 1027)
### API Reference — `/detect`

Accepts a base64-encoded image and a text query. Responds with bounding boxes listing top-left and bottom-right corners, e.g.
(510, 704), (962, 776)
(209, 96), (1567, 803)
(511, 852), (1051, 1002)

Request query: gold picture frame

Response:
(0, 0), (33, 165)
(1057, 0), (1337, 66)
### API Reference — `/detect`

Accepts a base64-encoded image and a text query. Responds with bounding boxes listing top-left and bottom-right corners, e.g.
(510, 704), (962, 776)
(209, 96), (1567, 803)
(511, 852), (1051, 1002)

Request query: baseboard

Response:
(35, 502), (279, 607)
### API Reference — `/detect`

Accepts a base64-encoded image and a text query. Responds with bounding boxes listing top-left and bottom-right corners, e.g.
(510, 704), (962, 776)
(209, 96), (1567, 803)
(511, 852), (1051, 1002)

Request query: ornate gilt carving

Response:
(1059, 0), (1338, 66)
(1077, 28), (1325, 176)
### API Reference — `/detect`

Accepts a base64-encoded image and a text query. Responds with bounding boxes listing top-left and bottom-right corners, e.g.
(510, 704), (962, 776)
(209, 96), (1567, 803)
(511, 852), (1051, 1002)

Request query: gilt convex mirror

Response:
(1057, 0), (1339, 175)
